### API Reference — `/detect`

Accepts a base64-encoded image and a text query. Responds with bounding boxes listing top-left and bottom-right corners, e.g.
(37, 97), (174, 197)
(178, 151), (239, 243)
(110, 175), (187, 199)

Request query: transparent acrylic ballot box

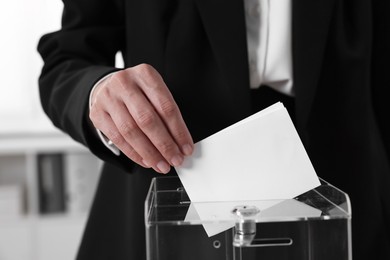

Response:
(145, 177), (351, 260)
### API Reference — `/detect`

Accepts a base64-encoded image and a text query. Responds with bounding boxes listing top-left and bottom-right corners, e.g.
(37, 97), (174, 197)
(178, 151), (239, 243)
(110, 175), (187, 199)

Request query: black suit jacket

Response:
(38, 0), (390, 259)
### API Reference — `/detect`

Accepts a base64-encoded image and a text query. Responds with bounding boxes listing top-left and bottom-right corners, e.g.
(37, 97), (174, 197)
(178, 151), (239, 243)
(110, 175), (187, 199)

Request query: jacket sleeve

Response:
(37, 0), (136, 171)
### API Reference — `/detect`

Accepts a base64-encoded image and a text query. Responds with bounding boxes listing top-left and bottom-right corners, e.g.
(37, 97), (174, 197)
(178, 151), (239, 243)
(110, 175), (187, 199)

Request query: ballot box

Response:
(145, 177), (351, 260)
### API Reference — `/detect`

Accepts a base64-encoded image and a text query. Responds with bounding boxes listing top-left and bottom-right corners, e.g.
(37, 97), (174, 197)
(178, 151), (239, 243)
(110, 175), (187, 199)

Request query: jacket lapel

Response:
(195, 0), (336, 132)
(292, 0), (336, 132)
(194, 0), (250, 99)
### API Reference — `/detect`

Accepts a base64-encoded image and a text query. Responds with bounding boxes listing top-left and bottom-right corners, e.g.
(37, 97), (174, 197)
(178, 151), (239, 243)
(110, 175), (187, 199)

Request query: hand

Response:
(89, 64), (194, 174)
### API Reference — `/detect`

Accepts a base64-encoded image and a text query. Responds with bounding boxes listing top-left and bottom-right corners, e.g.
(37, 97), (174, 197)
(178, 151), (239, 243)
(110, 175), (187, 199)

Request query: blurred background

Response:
(0, 1), (102, 259)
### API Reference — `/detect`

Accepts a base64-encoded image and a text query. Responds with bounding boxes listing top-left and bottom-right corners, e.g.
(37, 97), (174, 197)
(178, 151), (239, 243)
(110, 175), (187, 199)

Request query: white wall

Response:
(0, 0), (63, 134)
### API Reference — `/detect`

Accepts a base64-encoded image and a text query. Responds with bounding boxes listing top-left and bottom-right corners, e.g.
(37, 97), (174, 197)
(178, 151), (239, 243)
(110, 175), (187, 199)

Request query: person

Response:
(38, 0), (390, 259)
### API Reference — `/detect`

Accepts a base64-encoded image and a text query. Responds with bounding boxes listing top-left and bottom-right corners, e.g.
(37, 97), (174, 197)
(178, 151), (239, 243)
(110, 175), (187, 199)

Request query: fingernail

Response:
(170, 155), (183, 167)
(157, 161), (170, 174)
(182, 144), (193, 156)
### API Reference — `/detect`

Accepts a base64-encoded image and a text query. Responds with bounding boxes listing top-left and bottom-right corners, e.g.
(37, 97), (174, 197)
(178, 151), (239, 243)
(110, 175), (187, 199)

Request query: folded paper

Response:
(176, 102), (320, 236)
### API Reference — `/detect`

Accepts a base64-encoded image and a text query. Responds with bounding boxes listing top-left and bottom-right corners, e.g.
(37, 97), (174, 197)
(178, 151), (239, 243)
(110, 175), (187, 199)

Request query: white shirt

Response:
(244, 0), (293, 95)
(91, 0), (294, 153)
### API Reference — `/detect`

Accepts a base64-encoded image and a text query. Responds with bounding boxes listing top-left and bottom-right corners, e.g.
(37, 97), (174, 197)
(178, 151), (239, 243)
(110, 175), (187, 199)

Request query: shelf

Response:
(0, 132), (88, 155)
(0, 131), (100, 260)
(0, 213), (88, 226)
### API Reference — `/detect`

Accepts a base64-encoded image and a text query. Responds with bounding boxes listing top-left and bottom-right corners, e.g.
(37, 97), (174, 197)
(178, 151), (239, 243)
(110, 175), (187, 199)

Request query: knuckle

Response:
(136, 111), (156, 129)
(100, 84), (112, 97)
(93, 84), (116, 106)
(159, 99), (177, 117)
(174, 129), (188, 141)
(137, 63), (154, 76)
(158, 141), (176, 155)
(111, 69), (127, 81)
(89, 108), (98, 122)
(111, 71), (133, 92)
(89, 109), (105, 128)
(123, 86), (138, 100)
(118, 121), (136, 138)
(134, 64), (161, 89)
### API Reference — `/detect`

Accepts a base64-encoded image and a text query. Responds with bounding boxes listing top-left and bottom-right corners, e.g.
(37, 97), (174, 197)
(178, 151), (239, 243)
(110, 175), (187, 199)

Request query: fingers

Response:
(89, 64), (194, 174)
(116, 70), (187, 165)
(110, 98), (176, 173)
(91, 110), (150, 169)
(133, 65), (194, 156)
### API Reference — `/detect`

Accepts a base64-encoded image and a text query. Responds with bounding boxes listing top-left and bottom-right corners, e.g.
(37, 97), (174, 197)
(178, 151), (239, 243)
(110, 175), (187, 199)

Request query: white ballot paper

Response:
(175, 102), (321, 236)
